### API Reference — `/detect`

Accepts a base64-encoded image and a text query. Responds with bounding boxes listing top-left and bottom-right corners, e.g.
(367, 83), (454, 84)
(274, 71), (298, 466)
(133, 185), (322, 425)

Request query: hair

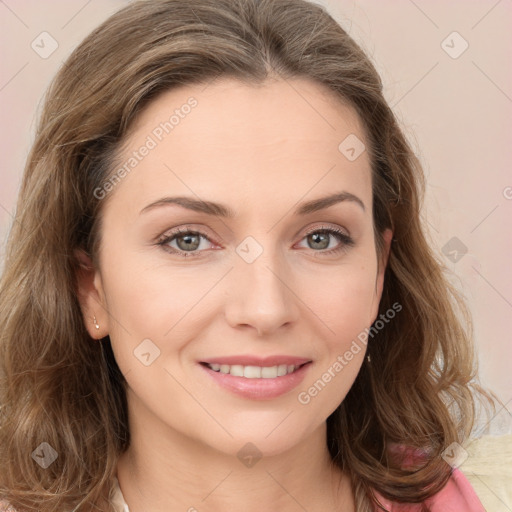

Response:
(0, 0), (498, 510)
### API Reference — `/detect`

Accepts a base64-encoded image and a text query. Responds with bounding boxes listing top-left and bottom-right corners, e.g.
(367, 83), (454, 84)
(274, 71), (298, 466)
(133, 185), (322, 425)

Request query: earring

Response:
(366, 354), (371, 363)
(93, 315), (100, 330)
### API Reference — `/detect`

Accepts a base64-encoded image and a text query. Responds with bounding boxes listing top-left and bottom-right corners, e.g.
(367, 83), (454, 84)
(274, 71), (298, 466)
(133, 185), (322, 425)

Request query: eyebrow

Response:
(140, 191), (365, 217)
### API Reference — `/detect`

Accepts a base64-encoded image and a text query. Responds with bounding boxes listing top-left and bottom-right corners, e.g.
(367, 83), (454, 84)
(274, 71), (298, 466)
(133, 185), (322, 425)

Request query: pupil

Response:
(178, 234), (199, 251)
(310, 232), (328, 249)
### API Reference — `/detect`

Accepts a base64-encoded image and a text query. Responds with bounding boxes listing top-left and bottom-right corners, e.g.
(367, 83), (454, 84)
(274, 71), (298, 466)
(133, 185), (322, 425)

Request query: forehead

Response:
(128, 76), (367, 150)
(106, 77), (372, 216)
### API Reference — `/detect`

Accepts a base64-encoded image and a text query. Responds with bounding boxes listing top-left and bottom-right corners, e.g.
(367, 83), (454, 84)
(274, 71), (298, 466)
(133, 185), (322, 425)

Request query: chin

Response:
(193, 413), (320, 460)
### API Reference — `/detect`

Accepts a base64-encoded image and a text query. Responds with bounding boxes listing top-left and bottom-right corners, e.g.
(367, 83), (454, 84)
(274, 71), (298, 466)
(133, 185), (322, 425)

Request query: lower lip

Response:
(199, 362), (312, 400)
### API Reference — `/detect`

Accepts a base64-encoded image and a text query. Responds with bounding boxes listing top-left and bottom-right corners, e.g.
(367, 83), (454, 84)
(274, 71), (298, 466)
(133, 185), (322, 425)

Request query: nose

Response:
(223, 245), (299, 337)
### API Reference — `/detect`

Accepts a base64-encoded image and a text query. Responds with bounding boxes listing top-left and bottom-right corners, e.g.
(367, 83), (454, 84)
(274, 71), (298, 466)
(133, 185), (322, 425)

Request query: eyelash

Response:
(156, 225), (354, 259)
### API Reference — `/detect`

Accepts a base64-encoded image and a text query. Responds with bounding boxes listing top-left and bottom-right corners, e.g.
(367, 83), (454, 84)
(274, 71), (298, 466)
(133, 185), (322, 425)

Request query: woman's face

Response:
(78, 77), (392, 457)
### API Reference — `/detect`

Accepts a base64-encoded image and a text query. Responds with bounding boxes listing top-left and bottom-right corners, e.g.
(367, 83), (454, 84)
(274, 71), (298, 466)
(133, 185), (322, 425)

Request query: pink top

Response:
(372, 467), (486, 511)
(370, 442), (486, 511)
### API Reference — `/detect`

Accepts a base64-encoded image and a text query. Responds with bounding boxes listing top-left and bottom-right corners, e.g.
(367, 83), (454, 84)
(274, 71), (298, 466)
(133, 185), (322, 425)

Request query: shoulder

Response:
(372, 467), (486, 511)
(423, 467), (486, 511)
(372, 442), (486, 511)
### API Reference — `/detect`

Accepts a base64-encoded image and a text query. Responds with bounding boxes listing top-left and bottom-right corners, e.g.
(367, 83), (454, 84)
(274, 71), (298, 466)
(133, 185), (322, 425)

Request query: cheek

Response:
(294, 265), (377, 419)
(101, 246), (207, 333)
(98, 246), (236, 383)
(97, 247), (185, 372)
(301, 260), (379, 342)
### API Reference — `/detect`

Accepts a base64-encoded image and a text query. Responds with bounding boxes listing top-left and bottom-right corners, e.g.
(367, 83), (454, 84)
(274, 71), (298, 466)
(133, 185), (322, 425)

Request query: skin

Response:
(76, 77), (393, 512)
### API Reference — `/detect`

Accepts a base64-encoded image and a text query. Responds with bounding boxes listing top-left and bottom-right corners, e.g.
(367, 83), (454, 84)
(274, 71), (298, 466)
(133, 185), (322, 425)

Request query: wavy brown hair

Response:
(0, 0), (497, 510)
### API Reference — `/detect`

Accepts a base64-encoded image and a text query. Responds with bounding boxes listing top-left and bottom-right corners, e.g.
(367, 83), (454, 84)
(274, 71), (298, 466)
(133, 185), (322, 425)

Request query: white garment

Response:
(111, 476), (130, 512)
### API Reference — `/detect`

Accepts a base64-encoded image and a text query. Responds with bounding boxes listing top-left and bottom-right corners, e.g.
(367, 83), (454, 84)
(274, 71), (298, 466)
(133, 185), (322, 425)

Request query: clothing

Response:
(110, 467), (486, 511)
(111, 476), (130, 512)
(372, 468), (486, 511)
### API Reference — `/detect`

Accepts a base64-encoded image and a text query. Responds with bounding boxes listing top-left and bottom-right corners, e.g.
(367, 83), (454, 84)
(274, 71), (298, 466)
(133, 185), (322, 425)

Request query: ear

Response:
(369, 228), (393, 324)
(74, 249), (110, 339)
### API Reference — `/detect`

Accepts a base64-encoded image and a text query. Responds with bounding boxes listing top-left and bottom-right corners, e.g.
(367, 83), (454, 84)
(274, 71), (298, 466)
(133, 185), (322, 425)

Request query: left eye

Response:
(297, 227), (353, 253)
(157, 226), (353, 258)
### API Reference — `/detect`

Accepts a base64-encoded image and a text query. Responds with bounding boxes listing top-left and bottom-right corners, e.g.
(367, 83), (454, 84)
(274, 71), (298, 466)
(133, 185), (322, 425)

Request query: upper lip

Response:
(200, 355), (312, 367)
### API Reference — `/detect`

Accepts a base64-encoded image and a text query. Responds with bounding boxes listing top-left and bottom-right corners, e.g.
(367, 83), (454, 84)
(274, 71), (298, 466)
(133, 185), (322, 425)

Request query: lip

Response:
(198, 357), (313, 400)
(200, 355), (312, 366)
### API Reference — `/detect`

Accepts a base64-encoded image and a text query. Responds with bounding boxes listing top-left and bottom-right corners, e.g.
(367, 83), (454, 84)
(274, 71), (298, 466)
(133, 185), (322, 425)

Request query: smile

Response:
(202, 362), (307, 379)
(198, 359), (313, 400)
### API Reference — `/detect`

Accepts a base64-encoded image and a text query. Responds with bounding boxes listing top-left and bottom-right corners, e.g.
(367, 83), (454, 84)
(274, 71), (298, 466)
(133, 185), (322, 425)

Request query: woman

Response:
(0, 0), (496, 510)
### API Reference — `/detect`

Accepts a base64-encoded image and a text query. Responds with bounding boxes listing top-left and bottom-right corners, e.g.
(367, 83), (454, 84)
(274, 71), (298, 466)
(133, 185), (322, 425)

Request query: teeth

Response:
(208, 363), (298, 378)
(230, 365), (244, 377)
(244, 366), (261, 378)
(261, 366), (277, 378)
(277, 364), (287, 376)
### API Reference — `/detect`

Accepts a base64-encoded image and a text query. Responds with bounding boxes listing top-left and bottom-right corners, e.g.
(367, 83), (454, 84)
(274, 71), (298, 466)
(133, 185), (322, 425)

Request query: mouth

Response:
(197, 357), (313, 400)
(199, 361), (311, 379)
